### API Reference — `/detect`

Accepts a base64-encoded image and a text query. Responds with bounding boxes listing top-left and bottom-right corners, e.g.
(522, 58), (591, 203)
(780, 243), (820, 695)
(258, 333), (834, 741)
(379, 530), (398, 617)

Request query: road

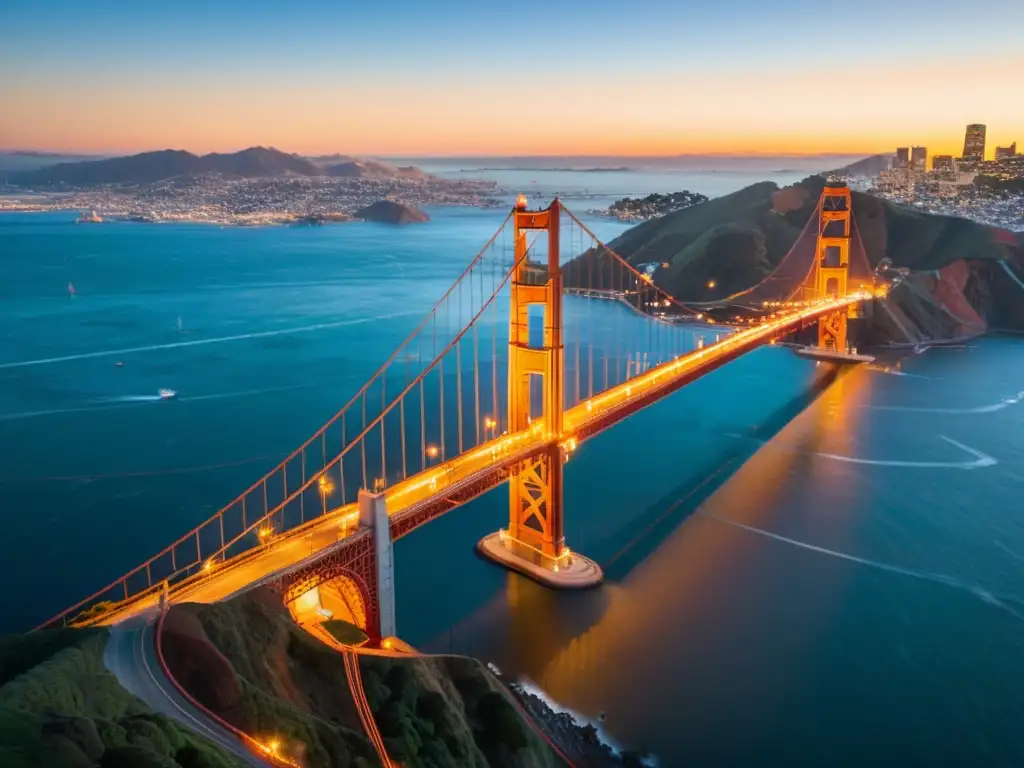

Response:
(103, 612), (271, 767)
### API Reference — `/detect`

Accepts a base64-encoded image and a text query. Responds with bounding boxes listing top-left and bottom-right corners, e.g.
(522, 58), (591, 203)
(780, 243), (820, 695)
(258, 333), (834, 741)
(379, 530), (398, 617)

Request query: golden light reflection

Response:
(493, 365), (873, 722)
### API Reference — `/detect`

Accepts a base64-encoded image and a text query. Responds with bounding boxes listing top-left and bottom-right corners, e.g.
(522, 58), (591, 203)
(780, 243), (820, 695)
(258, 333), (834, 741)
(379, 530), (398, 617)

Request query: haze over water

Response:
(2, 165), (1023, 765)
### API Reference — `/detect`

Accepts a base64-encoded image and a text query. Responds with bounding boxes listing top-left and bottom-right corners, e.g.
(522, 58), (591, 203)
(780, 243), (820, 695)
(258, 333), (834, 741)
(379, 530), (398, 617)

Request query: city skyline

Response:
(1, 0), (1022, 157)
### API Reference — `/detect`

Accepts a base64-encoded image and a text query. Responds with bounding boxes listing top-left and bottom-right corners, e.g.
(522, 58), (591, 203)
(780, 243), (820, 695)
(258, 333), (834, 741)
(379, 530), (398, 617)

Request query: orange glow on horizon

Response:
(3, 55), (1020, 158)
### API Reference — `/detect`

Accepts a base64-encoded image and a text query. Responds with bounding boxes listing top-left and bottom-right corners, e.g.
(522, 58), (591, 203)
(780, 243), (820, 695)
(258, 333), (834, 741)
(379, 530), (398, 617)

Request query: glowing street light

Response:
(707, 280), (716, 289)
(425, 444), (439, 460)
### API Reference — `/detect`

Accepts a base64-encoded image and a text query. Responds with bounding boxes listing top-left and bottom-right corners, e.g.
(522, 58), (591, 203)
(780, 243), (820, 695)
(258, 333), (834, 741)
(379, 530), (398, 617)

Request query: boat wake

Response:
(704, 512), (1024, 622)
(0, 384), (318, 421)
(0, 311), (419, 370)
(860, 390), (1024, 414)
(99, 395), (164, 403)
(724, 433), (996, 470)
(182, 383), (316, 402)
(865, 365), (932, 380)
(812, 435), (996, 470)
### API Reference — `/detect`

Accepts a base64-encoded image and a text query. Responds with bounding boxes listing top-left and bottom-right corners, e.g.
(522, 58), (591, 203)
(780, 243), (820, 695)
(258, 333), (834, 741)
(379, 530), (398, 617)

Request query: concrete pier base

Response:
(794, 347), (875, 364)
(358, 490), (396, 640)
(477, 531), (603, 589)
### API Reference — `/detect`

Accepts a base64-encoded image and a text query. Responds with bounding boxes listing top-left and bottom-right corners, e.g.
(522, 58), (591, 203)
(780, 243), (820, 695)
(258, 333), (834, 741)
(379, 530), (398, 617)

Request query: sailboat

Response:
(68, 281), (76, 298)
(176, 315), (194, 335)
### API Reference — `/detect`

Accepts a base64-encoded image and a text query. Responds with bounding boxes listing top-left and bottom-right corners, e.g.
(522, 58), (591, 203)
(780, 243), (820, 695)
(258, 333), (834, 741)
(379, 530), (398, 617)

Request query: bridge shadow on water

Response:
(445, 362), (847, 678)
(596, 362), (841, 583)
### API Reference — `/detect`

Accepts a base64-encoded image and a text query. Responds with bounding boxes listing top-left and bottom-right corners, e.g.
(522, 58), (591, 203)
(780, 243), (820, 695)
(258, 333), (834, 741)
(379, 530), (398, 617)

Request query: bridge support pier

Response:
(359, 490), (396, 640)
(796, 181), (875, 364)
(477, 196), (602, 590)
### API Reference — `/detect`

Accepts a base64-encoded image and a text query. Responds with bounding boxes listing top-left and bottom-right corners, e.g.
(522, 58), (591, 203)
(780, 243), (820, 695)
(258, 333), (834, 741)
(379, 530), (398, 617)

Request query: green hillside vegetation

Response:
(162, 588), (559, 768)
(322, 619), (367, 646)
(597, 176), (1021, 302)
(358, 654), (558, 768)
(0, 628), (244, 768)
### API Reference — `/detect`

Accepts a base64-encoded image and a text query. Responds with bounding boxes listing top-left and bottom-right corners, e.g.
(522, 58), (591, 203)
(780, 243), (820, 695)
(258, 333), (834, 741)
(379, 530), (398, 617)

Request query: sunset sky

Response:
(1, 0), (1022, 157)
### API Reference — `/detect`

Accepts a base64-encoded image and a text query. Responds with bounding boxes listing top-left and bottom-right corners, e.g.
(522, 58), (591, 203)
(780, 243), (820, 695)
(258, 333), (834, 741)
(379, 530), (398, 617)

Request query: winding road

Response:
(103, 612), (272, 768)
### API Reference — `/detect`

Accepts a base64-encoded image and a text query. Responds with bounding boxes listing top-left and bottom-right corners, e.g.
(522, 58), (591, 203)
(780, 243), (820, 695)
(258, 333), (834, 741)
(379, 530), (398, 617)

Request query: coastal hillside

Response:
(831, 153), (895, 176)
(355, 200), (430, 224)
(10, 147), (432, 187)
(0, 628), (244, 768)
(160, 588), (562, 768)
(604, 176), (1024, 344)
(324, 159), (430, 180)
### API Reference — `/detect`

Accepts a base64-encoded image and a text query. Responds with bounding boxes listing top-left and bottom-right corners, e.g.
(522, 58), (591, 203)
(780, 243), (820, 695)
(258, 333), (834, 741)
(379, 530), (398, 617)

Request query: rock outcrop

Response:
(355, 200), (430, 224)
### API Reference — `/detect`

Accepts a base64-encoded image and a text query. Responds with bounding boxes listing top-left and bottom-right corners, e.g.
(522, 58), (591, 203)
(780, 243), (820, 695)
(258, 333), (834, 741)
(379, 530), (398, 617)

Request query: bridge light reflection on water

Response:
(426, 361), (877, 763)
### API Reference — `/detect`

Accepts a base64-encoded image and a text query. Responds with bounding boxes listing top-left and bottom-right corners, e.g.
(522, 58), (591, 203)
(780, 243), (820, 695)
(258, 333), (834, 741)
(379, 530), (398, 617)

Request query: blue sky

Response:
(2, 0), (1022, 155)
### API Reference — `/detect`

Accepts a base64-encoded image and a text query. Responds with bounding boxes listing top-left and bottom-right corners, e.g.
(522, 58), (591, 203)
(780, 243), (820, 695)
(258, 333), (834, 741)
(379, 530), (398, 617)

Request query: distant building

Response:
(911, 146), (927, 172)
(962, 124), (986, 163)
(932, 155), (956, 173)
(895, 147), (910, 169)
(995, 143), (1017, 160)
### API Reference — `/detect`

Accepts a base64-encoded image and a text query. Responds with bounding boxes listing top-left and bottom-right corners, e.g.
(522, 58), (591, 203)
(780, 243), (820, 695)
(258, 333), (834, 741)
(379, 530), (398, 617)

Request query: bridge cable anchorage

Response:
(42, 192), (877, 634)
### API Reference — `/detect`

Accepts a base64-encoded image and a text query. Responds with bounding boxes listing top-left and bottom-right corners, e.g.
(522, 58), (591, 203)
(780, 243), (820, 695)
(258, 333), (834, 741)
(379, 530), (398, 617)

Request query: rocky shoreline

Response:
(499, 672), (655, 767)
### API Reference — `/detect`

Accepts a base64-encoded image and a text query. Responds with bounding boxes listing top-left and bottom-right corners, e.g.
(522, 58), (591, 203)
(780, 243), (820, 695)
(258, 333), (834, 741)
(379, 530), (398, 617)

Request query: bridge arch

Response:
(271, 530), (380, 641)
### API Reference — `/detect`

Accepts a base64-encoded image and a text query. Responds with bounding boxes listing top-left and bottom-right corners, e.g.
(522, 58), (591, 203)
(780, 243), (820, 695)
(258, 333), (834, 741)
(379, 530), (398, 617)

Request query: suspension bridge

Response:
(40, 182), (885, 642)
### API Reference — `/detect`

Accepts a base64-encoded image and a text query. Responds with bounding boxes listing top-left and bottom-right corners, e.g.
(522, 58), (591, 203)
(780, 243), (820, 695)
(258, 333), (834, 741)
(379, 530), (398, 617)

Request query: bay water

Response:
(1, 168), (1023, 765)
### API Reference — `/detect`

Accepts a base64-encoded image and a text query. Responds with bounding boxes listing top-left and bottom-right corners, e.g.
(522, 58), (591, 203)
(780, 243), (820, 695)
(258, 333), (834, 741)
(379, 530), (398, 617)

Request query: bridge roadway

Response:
(88, 292), (870, 628)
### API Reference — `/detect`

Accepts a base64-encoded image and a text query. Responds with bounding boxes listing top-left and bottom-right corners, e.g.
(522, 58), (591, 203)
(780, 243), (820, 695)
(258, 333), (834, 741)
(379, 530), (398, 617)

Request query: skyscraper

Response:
(895, 147), (910, 169)
(932, 155), (956, 174)
(995, 143), (1017, 160)
(962, 124), (986, 163)
(911, 146), (927, 171)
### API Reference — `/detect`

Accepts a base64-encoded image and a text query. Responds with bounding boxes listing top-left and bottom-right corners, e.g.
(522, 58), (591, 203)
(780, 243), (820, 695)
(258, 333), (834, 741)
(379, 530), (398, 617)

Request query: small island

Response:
(355, 199), (430, 224)
(593, 191), (709, 221)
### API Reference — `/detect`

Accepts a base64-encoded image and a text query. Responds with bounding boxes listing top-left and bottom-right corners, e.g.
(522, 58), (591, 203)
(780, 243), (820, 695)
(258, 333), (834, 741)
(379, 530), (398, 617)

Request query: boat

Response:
(76, 210), (103, 224)
(158, 389), (177, 400)
(115, 361), (124, 367)
(68, 281), (76, 298)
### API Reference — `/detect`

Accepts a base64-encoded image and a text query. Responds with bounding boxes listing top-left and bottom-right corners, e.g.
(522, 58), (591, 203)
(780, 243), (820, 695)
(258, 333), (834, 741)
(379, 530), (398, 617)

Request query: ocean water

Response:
(2, 182), (1024, 765)
(411, 154), (858, 211)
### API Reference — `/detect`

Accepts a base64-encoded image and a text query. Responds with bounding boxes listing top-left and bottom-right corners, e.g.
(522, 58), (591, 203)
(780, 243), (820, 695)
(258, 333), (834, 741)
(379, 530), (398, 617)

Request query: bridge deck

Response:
(91, 293), (868, 627)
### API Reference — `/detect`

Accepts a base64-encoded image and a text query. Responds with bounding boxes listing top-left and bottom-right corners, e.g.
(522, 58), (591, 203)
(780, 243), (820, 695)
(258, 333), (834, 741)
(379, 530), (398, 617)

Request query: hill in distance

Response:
(11, 146), (432, 186)
(0, 151), (110, 174)
(323, 158), (430, 180)
(831, 153), (895, 176)
(598, 176), (1024, 344)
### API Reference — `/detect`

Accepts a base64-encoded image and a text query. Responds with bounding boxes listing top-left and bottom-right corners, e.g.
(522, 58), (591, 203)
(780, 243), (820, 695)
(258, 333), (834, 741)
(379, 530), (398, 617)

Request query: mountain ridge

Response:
(10, 146), (431, 186)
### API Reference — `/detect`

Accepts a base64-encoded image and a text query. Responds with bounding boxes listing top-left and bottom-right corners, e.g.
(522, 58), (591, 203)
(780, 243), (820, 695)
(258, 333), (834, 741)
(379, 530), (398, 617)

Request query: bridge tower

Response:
(478, 196), (603, 589)
(814, 183), (853, 353)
